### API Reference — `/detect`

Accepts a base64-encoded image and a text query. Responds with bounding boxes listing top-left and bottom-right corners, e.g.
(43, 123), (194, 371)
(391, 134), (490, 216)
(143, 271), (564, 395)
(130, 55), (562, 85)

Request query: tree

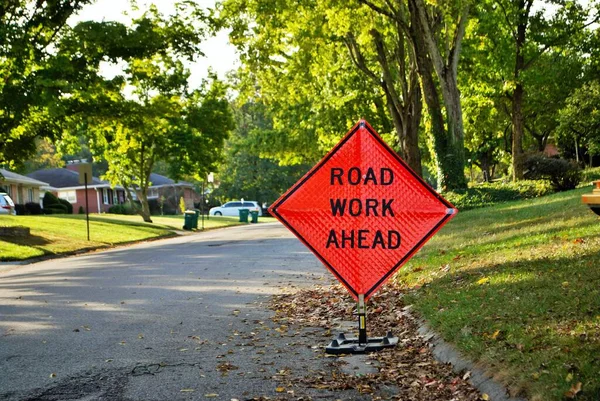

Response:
(557, 81), (600, 163)
(483, 0), (598, 180)
(57, 6), (234, 222)
(215, 102), (310, 206)
(0, 0), (94, 168)
(222, 0), (399, 169)
(407, 0), (469, 190)
(222, 0), (470, 190)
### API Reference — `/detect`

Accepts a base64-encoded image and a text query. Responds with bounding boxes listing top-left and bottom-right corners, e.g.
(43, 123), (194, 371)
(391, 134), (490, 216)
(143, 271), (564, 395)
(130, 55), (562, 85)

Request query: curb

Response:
(416, 320), (527, 401)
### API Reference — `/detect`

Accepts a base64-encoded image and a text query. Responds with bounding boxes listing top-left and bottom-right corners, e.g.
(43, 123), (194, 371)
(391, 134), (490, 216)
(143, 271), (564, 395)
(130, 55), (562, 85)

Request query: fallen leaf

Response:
(49, 373), (56, 378)
(180, 389), (195, 392)
(481, 394), (489, 400)
(564, 382), (582, 398)
(275, 387), (285, 393)
(204, 394), (219, 398)
(476, 277), (490, 285)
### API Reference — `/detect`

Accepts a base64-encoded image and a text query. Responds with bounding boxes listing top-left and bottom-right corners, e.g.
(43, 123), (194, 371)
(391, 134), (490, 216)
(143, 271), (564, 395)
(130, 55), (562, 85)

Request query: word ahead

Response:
(327, 167), (399, 250)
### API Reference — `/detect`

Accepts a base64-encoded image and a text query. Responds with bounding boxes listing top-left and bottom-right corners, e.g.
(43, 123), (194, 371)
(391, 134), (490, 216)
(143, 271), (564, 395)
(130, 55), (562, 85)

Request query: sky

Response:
(68, 0), (239, 89)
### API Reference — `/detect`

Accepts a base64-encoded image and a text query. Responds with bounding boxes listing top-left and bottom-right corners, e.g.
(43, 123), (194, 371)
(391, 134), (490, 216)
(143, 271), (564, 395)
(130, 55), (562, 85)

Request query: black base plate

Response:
(325, 331), (398, 354)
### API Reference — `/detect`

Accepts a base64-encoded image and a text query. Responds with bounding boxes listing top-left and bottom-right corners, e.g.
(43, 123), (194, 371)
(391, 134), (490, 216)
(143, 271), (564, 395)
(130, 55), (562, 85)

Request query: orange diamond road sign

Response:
(269, 120), (457, 301)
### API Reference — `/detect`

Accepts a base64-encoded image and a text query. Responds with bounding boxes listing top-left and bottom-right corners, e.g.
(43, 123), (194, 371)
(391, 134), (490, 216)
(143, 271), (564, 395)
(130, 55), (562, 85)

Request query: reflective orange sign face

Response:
(269, 120), (457, 300)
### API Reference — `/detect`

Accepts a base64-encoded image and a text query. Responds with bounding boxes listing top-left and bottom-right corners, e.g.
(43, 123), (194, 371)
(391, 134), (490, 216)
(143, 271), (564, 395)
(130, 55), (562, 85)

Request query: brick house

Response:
(27, 167), (197, 214)
(27, 167), (127, 214)
(0, 169), (49, 205)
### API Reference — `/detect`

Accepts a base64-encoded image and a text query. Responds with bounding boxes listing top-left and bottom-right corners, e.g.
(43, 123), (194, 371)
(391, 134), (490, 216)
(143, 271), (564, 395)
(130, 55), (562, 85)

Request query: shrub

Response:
(78, 206), (85, 214)
(43, 204), (68, 214)
(148, 198), (177, 215)
(108, 204), (124, 214)
(580, 167), (600, 185)
(108, 203), (136, 215)
(524, 154), (582, 191)
(25, 202), (42, 215)
(14, 204), (27, 215)
(444, 180), (554, 211)
(179, 196), (186, 214)
(43, 191), (60, 208)
(58, 198), (73, 214)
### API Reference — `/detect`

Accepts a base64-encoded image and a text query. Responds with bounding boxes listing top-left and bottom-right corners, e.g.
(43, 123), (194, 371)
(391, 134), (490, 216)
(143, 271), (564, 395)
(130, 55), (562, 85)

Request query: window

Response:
(147, 188), (158, 198)
(28, 188), (34, 202)
(58, 190), (77, 203)
(113, 191), (118, 204)
(103, 188), (109, 204)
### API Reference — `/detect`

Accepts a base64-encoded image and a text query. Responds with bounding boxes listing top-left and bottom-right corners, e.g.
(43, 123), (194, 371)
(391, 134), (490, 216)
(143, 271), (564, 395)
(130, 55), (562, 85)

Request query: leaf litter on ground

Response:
(269, 283), (484, 400)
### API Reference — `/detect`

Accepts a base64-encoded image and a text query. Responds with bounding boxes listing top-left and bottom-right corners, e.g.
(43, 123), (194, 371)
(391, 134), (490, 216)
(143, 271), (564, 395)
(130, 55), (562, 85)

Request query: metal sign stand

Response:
(326, 294), (398, 354)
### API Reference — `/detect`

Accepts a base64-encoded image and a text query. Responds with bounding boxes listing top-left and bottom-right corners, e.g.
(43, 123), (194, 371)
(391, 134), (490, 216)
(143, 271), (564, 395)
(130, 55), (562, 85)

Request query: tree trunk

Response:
(138, 191), (153, 223)
(404, 80), (423, 175)
(511, 0), (530, 181)
(409, 0), (467, 191)
(371, 28), (423, 176)
(409, 2), (466, 191)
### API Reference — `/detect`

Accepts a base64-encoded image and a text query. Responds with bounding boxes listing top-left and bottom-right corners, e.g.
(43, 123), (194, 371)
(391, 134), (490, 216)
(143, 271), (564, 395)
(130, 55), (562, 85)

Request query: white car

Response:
(0, 193), (16, 215)
(209, 201), (263, 217)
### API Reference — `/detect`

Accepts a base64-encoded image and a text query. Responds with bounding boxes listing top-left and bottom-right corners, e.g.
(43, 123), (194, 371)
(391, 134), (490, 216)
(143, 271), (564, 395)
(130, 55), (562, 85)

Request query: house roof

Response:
(1, 168), (49, 187)
(149, 173), (193, 188)
(25, 169), (192, 191)
(27, 168), (106, 189)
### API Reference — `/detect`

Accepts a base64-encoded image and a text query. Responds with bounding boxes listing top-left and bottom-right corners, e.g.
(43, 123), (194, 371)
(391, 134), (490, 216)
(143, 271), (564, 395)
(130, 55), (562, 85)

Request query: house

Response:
(0, 169), (49, 206)
(27, 166), (127, 214)
(145, 173), (197, 212)
(26, 165), (198, 214)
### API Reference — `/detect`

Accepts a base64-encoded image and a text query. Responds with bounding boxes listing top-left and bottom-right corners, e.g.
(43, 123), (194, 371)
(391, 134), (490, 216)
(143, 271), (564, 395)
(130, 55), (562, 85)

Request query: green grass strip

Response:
(395, 186), (600, 401)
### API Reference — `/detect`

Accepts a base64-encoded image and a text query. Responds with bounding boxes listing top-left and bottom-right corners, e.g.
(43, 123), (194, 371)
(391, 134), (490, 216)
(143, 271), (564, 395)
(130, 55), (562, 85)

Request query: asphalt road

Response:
(0, 223), (372, 401)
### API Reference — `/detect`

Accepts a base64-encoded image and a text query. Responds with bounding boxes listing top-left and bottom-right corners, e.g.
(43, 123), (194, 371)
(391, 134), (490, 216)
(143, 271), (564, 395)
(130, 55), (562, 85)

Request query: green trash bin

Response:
(250, 210), (259, 223)
(238, 208), (249, 223)
(183, 210), (198, 230)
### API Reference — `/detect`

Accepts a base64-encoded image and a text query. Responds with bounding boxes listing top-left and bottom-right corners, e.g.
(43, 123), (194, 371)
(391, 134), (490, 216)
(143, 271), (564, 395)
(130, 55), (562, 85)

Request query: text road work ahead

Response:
(326, 167), (401, 250)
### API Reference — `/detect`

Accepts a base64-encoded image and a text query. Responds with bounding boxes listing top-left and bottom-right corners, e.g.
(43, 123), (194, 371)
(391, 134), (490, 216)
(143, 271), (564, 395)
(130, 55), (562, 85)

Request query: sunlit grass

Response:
(394, 186), (600, 400)
(0, 213), (276, 261)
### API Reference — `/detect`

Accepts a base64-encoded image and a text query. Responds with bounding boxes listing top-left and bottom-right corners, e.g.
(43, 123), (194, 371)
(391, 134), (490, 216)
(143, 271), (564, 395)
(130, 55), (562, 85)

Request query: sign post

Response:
(269, 120), (457, 354)
(78, 163), (93, 241)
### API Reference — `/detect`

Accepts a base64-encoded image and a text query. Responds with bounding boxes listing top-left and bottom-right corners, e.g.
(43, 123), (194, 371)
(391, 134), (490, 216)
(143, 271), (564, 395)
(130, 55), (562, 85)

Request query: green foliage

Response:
(445, 180), (554, 211)
(58, 198), (73, 214)
(43, 205), (68, 215)
(26, 203), (43, 215)
(0, 0), (94, 168)
(108, 203), (136, 215)
(557, 80), (600, 161)
(214, 102), (310, 206)
(396, 187), (600, 400)
(580, 167), (600, 184)
(524, 154), (582, 191)
(53, 6), (233, 222)
(179, 197), (186, 214)
(14, 204), (26, 215)
(78, 206), (85, 214)
(43, 192), (61, 208)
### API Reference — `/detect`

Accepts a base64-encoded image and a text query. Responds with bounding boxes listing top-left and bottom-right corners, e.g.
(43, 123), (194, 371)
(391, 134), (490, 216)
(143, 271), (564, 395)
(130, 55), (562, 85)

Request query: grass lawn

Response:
(394, 186), (600, 401)
(0, 213), (276, 261)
